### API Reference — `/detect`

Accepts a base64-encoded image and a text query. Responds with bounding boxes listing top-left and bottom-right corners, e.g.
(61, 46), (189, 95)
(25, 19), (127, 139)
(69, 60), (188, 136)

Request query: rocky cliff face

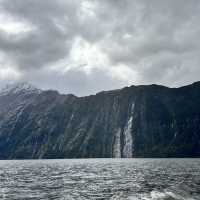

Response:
(0, 82), (200, 159)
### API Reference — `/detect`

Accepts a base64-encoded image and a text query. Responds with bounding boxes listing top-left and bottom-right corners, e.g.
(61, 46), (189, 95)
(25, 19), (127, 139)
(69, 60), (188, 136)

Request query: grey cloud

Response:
(93, 0), (200, 86)
(21, 67), (127, 96)
(0, 0), (200, 95)
(0, 0), (79, 69)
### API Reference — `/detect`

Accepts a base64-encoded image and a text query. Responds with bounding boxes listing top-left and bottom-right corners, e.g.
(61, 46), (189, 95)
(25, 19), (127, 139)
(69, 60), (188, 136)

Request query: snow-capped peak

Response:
(0, 82), (41, 96)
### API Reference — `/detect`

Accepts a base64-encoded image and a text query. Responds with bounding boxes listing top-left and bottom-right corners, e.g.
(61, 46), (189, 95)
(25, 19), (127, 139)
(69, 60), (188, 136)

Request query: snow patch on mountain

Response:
(0, 82), (41, 96)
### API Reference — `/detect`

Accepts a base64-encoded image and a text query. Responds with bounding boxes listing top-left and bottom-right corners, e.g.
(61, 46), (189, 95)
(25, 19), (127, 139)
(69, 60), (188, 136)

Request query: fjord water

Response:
(0, 159), (199, 200)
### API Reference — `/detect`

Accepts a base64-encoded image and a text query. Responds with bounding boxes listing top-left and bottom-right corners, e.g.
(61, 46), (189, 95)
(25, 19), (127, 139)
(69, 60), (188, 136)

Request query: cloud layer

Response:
(0, 0), (200, 95)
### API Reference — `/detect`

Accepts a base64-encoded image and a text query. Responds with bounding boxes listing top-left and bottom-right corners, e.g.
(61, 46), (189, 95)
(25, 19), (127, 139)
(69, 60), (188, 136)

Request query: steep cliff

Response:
(0, 82), (200, 159)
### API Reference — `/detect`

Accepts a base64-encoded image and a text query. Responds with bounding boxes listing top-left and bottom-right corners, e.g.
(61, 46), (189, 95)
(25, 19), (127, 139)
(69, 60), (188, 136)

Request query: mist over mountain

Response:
(0, 81), (199, 159)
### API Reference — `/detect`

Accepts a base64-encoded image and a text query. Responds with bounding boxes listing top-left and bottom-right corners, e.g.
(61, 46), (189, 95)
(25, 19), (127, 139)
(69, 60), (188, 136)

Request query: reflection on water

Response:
(0, 159), (199, 199)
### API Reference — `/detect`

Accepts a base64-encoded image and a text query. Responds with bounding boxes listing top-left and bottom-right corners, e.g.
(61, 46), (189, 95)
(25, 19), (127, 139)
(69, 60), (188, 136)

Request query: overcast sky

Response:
(0, 0), (200, 96)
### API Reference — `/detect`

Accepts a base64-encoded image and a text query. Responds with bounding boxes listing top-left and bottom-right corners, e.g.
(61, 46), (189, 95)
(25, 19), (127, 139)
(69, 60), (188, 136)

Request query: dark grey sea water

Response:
(0, 159), (199, 200)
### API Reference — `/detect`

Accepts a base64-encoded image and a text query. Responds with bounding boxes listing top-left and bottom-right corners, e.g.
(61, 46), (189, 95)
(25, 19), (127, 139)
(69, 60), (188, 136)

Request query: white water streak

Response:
(123, 103), (134, 158)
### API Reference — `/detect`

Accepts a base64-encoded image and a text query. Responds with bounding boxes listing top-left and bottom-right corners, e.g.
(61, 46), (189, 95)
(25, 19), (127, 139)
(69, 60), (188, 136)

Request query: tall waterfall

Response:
(122, 103), (134, 158)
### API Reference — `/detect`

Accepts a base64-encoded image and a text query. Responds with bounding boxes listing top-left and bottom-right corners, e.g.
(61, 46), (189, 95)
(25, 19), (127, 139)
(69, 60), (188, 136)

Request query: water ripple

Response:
(0, 159), (199, 199)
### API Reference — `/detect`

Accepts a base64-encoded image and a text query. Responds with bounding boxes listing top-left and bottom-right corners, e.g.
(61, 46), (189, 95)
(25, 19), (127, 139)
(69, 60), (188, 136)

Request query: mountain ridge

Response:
(2, 80), (200, 98)
(0, 81), (199, 159)
(0, 82), (41, 97)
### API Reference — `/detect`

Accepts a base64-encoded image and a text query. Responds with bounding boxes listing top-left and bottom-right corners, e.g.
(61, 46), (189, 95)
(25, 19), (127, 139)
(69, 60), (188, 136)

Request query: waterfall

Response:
(122, 103), (134, 158)
(113, 128), (121, 158)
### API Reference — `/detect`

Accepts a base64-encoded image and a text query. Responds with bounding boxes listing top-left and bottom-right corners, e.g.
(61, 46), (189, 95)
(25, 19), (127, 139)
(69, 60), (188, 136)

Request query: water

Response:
(0, 159), (199, 200)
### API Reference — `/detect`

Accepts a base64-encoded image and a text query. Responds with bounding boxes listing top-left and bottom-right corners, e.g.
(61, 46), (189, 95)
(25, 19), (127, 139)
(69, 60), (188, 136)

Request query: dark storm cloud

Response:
(0, 0), (200, 95)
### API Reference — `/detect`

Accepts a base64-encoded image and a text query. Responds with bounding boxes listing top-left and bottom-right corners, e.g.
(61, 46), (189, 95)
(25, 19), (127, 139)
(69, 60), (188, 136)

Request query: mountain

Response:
(0, 81), (200, 159)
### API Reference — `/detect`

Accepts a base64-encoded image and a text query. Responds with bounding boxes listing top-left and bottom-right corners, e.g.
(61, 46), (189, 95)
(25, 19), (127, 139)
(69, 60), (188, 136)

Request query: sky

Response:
(0, 0), (200, 96)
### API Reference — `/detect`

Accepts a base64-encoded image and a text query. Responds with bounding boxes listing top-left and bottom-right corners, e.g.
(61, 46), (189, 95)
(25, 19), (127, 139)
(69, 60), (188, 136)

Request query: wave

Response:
(128, 189), (198, 200)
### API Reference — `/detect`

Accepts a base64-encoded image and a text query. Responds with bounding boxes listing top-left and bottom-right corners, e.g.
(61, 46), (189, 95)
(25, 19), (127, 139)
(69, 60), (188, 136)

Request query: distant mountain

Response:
(0, 81), (200, 159)
(0, 82), (41, 96)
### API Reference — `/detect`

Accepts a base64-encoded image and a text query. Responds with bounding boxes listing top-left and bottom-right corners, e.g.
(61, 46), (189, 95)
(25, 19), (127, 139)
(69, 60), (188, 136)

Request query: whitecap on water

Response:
(128, 190), (197, 200)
